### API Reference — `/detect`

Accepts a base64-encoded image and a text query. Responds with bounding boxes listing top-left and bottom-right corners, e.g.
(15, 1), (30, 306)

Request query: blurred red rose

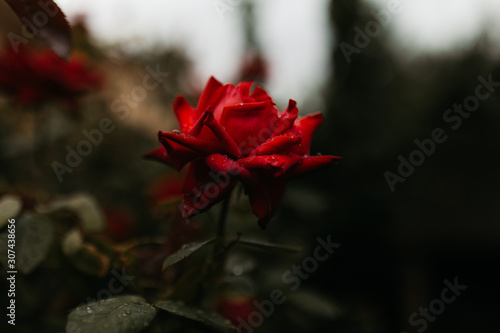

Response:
(147, 174), (184, 207)
(0, 45), (102, 109)
(239, 52), (268, 82)
(145, 77), (340, 228)
(216, 294), (257, 326)
(104, 207), (135, 243)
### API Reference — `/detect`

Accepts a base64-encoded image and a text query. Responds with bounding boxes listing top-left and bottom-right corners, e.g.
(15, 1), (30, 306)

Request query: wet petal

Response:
(172, 95), (197, 133)
(289, 113), (324, 155)
(181, 160), (235, 218)
(237, 154), (302, 176)
(284, 155), (341, 180)
(159, 131), (222, 155)
(250, 132), (302, 156)
(220, 101), (279, 150)
(204, 112), (242, 158)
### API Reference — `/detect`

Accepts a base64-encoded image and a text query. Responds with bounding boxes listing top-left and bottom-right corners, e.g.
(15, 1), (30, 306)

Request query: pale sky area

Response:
(55, 0), (500, 104)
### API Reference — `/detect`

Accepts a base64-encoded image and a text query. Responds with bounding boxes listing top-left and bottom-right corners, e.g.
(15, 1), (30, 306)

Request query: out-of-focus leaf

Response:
(15, 213), (55, 274)
(4, 0), (72, 60)
(61, 227), (84, 256)
(287, 289), (342, 320)
(66, 295), (157, 333)
(237, 237), (300, 253)
(68, 243), (110, 277)
(38, 194), (105, 233)
(0, 194), (22, 228)
(162, 238), (215, 270)
(61, 227), (110, 277)
(155, 300), (235, 332)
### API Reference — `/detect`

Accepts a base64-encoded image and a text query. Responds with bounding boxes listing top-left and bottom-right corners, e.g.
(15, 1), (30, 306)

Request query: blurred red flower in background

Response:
(0, 45), (102, 109)
(147, 174), (184, 207)
(145, 77), (340, 228)
(104, 207), (136, 243)
(239, 52), (268, 82)
(216, 294), (257, 326)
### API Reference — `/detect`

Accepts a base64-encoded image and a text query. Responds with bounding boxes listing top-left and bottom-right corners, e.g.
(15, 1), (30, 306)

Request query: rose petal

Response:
(289, 113), (324, 155)
(188, 109), (212, 137)
(159, 131), (222, 155)
(143, 145), (198, 171)
(237, 154), (302, 176)
(246, 179), (286, 229)
(182, 159), (235, 218)
(236, 81), (253, 96)
(250, 86), (273, 103)
(250, 132), (302, 156)
(196, 76), (223, 113)
(204, 154), (285, 228)
(272, 99), (299, 137)
(205, 154), (249, 180)
(283, 155), (341, 180)
(211, 84), (242, 120)
(220, 101), (279, 150)
(204, 112), (242, 158)
(197, 78), (243, 121)
(173, 95), (197, 133)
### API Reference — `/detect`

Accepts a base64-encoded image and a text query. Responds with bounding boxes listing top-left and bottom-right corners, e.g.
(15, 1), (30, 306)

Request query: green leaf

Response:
(4, 0), (73, 60)
(66, 295), (157, 333)
(16, 213), (54, 274)
(155, 300), (235, 332)
(237, 237), (300, 253)
(162, 238), (215, 270)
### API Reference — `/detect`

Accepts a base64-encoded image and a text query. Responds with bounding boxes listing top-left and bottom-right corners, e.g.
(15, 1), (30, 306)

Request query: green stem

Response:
(216, 194), (231, 243)
(192, 193), (232, 305)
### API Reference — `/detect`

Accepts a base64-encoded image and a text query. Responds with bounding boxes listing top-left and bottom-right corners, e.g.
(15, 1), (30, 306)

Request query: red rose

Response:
(216, 294), (257, 326)
(0, 45), (102, 109)
(145, 77), (340, 228)
(239, 52), (268, 82)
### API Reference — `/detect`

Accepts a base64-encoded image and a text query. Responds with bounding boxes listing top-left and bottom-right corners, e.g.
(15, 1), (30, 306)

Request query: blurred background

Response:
(1, 0), (499, 332)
